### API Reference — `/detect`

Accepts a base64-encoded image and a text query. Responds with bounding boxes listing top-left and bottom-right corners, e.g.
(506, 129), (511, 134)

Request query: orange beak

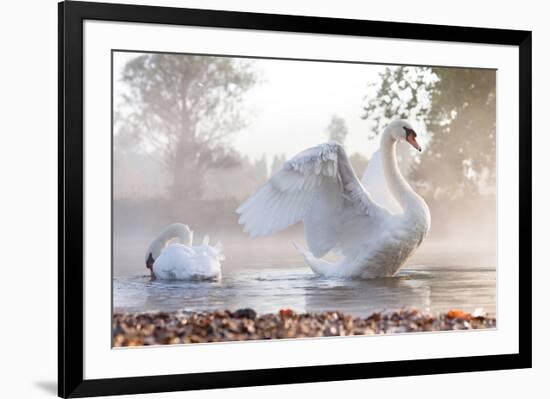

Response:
(407, 134), (422, 152)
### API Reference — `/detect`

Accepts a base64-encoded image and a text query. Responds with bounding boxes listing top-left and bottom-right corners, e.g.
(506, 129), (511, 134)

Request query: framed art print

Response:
(58, 1), (532, 397)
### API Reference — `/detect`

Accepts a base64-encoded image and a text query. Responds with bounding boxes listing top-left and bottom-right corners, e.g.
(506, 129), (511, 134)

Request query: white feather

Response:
(236, 142), (371, 242)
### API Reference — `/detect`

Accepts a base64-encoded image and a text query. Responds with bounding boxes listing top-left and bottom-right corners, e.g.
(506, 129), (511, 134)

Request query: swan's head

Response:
(145, 223), (193, 270)
(386, 120), (422, 152)
(145, 239), (161, 271)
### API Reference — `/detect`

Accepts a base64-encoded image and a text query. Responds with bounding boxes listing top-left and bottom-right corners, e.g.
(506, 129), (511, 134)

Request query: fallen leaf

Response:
(447, 309), (471, 320)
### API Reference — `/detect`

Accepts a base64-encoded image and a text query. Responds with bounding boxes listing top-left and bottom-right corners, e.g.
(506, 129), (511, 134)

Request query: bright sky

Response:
(114, 53), (388, 164)
(235, 58), (386, 162)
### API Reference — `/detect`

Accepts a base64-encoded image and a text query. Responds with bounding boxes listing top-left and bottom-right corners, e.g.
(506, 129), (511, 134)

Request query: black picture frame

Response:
(58, 1), (532, 397)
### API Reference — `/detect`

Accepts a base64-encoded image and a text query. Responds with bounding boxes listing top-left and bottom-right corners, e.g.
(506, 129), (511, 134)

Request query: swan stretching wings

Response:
(145, 223), (224, 281)
(236, 120), (430, 279)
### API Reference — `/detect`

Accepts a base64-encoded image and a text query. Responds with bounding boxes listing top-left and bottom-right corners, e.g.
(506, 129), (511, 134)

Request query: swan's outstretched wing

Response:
(361, 149), (401, 214)
(237, 142), (381, 257)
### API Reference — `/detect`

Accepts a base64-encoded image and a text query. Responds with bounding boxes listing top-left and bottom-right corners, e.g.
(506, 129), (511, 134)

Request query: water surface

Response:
(114, 264), (495, 317)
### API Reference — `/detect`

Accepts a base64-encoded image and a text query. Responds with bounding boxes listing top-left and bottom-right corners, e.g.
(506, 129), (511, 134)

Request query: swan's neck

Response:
(160, 225), (193, 247)
(150, 224), (193, 257)
(155, 231), (179, 249)
(380, 133), (421, 213)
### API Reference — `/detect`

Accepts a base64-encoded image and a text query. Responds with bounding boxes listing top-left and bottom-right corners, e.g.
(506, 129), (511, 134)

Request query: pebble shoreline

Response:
(113, 308), (496, 347)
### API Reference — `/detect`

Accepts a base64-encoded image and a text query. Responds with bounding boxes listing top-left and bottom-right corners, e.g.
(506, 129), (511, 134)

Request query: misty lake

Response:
(113, 236), (496, 317)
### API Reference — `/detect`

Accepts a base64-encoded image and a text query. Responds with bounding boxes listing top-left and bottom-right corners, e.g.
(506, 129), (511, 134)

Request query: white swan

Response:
(236, 120), (430, 279)
(144, 223), (224, 281)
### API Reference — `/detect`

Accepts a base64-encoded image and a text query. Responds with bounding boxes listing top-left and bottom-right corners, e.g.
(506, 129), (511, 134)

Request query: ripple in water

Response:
(113, 264), (496, 317)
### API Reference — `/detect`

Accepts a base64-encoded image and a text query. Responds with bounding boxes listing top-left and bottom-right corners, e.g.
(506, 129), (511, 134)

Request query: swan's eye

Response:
(403, 126), (416, 138)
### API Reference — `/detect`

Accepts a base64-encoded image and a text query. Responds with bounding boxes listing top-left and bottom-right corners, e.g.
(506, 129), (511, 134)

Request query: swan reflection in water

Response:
(302, 271), (432, 316)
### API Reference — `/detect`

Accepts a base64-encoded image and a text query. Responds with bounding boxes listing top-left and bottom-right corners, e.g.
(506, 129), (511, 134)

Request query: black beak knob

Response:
(146, 253), (154, 269)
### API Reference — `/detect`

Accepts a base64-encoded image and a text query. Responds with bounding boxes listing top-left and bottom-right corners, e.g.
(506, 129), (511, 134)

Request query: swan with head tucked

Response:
(145, 223), (224, 281)
(236, 120), (430, 279)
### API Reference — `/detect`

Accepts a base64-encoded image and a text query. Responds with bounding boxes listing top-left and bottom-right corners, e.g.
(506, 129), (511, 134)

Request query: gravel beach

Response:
(112, 308), (496, 347)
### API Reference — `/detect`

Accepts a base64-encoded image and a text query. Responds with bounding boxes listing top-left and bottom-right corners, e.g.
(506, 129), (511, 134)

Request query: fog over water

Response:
(114, 231), (496, 316)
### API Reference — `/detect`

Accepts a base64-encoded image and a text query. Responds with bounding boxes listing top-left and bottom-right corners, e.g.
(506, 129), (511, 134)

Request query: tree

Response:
(116, 54), (257, 203)
(363, 67), (435, 138)
(414, 67), (496, 198)
(363, 66), (496, 199)
(326, 115), (348, 144)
